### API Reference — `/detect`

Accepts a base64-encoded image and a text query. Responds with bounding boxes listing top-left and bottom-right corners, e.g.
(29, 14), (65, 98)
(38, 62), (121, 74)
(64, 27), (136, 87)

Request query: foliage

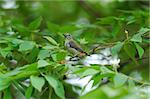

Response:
(0, 0), (149, 99)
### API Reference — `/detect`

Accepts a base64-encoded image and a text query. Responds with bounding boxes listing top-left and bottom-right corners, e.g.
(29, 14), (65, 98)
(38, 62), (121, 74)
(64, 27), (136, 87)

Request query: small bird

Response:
(63, 33), (88, 57)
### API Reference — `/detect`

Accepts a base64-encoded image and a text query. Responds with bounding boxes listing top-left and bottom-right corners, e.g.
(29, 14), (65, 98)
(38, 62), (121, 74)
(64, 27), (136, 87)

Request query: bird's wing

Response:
(69, 41), (84, 53)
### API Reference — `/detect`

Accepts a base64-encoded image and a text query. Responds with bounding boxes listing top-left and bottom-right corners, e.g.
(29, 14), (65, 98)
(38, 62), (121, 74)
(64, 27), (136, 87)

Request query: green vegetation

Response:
(0, 0), (149, 99)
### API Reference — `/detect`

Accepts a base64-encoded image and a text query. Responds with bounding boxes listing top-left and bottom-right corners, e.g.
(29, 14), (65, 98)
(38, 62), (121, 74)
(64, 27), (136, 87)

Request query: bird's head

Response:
(63, 33), (72, 40)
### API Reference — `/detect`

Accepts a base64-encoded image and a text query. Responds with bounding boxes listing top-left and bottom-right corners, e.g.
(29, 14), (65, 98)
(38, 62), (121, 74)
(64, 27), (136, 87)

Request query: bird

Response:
(63, 33), (88, 58)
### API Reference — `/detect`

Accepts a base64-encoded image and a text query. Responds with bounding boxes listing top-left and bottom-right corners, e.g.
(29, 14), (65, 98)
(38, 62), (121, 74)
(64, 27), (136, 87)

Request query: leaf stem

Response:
(49, 87), (52, 99)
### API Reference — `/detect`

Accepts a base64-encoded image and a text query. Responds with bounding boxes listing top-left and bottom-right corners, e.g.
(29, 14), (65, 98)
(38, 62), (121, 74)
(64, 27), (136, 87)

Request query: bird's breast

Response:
(65, 41), (70, 47)
(65, 41), (78, 55)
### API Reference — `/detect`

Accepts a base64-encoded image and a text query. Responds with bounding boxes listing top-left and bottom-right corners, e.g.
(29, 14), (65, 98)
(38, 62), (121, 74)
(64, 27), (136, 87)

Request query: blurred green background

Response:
(0, 0), (149, 99)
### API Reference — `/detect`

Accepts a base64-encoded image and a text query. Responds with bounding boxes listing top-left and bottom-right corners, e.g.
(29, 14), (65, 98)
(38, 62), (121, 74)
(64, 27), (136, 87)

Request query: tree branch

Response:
(78, 0), (101, 18)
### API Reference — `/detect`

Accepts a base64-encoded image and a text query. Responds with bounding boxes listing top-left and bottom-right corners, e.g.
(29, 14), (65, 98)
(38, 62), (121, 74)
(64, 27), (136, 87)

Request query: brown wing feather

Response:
(69, 41), (84, 53)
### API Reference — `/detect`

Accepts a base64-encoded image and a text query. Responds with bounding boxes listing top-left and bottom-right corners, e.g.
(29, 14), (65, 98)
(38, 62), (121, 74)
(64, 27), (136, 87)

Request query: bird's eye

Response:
(67, 34), (70, 36)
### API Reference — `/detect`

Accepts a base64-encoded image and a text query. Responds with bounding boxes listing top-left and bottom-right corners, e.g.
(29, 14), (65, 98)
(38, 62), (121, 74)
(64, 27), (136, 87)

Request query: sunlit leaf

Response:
(131, 34), (142, 42)
(30, 76), (45, 92)
(138, 27), (150, 35)
(81, 68), (99, 77)
(73, 68), (87, 75)
(19, 41), (35, 51)
(38, 49), (50, 60)
(78, 38), (88, 45)
(100, 66), (114, 74)
(44, 75), (65, 99)
(43, 45), (58, 50)
(11, 39), (23, 45)
(43, 36), (58, 46)
(38, 60), (49, 68)
(51, 52), (66, 61)
(131, 27), (150, 42)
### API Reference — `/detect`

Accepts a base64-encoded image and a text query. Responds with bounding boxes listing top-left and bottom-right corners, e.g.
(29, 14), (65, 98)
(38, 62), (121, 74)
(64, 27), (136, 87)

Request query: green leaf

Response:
(113, 73), (128, 87)
(26, 47), (39, 63)
(73, 68), (87, 75)
(51, 52), (66, 61)
(28, 17), (42, 30)
(44, 75), (65, 99)
(134, 43), (144, 58)
(38, 60), (49, 68)
(131, 27), (150, 42)
(13, 81), (25, 95)
(100, 66), (114, 74)
(1, 68), (21, 78)
(131, 34), (142, 42)
(138, 27), (150, 35)
(11, 39), (23, 45)
(130, 71), (142, 81)
(19, 41), (35, 51)
(92, 74), (102, 87)
(3, 87), (12, 99)
(123, 42), (137, 63)
(111, 42), (124, 56)
(43, 36), (58, 46)
(30, 76), (45, 92)
(0, 78), (10, 91)
(20, 63), (38, 71)
(128, 79), (135, 88)
(0, 47), (11, 58)
(78, 38), (88, 45)
(111, 24), (120, 38)
(47, 21), (59, 33)
(13, 24), (29, 36)
(79, 87), (108, 99)
(126, 16), (136, 25)
(51, 54), (57, 62)
(98, 16), (116, 24)
(143, 38), (150, 43)
(43, 45), (58, 50)
(25, 85), (33, 99)
(38, 49), (50, 60)
(81, 68), (99, 77)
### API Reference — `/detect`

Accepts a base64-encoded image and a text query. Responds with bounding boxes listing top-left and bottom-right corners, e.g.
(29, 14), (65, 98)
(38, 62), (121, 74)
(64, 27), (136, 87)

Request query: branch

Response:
(78, 0), (101, 18)
(118, 56), (149, 72)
